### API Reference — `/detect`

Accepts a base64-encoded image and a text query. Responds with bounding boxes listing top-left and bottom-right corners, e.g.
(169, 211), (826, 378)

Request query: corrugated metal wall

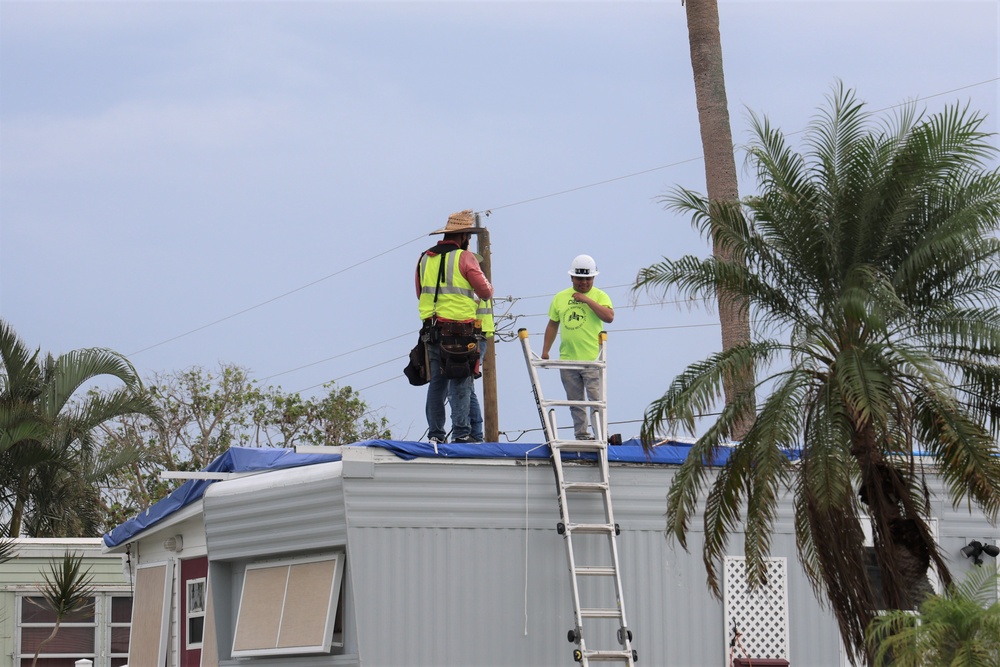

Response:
(339, 453), (862, 667)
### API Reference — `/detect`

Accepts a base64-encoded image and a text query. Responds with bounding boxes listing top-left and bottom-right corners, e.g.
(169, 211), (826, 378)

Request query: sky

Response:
(1, 0), (998, 445)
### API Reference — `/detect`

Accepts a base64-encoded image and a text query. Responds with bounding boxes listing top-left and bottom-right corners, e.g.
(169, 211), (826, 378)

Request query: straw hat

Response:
(429, 209), (484, 235)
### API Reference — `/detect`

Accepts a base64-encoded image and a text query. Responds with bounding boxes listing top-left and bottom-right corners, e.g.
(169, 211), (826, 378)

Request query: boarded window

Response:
(232, 553), (344, 657)
(128, 562), (173, 667)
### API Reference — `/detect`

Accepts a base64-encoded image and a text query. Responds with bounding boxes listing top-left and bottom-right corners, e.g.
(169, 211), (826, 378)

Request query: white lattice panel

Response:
(723, 556), (789, 660)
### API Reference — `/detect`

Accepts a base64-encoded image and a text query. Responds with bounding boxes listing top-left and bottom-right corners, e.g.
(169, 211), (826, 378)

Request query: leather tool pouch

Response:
(440, 335), (479, 379)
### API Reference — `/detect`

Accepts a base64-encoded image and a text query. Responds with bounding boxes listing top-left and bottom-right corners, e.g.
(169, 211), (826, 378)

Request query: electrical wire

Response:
(122, 77), (999, 364)
(294, 355), (408, 394)
(261, 331), (414, 382)
(263, 77), (1000, 439)
(251, 290), (712, 387)
(288, 317), (717, 392)
(127, 235), (427, 356)
(478, 157), (703, 214)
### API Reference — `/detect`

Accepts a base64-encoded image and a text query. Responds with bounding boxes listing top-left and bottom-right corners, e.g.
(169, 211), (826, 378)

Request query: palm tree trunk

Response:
(31, 620), (61, 667)
(683, 0), (755, 439)
(9, 478), (27, 537)
(853, 421), (936, 609)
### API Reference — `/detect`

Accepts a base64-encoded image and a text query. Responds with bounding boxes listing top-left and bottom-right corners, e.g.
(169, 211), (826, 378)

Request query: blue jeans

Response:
(425, 341), (473, 442)
(468, 339), (487, 441)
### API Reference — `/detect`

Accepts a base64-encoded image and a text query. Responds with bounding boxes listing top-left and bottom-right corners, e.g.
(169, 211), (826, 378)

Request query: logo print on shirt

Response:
(564, 306), (587, 330)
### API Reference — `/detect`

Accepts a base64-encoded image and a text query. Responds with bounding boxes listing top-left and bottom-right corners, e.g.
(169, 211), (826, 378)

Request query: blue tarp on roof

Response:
(359, 438), (799, 464)
(103, 439), (801, 548)
(102, 447), (342, 548)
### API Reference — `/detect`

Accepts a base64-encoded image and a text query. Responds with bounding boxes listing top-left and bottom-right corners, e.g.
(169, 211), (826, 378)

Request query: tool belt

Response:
(422, 319), (478, 379)
(437, 320), (475, 337)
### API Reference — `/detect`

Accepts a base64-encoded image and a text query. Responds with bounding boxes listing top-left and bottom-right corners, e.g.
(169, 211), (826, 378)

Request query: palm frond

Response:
(36, 552), (95, 616)
(867, 567), (1000, 667)
(40, 348), (142, 418)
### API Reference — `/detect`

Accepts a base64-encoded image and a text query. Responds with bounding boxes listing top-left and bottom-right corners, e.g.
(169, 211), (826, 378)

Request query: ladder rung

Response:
(552, 440), (607, 453)
(567, 523), (616, 534)
(531, 359), (606, 371)
(549, 442), (604, 454)
(581, 607), (623, 619)
(575, 565), (617, 576)
(540, 398), (606, 409)
(562, 481), (608, 492)
(584, 649), (634, 661)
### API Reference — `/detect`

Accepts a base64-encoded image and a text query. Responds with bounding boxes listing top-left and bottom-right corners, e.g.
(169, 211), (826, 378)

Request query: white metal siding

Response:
(203, 462), (347, 561)
(123, 449), (1000, 667)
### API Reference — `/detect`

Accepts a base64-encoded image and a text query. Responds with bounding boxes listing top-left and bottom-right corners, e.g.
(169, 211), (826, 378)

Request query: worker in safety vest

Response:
(415, 210), (493, 445)
(468, 297), (494, 443)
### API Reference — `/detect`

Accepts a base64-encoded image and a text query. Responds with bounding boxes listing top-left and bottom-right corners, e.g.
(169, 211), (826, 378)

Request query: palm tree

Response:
(683, 0), (755, 439)
(634, 85), (1000, 664)
(0, 319), (160, 537)
(866, 566), (1000, 667)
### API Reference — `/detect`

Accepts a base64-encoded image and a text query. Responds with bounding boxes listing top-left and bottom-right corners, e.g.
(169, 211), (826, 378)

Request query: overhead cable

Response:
(127, 77), (999, 357)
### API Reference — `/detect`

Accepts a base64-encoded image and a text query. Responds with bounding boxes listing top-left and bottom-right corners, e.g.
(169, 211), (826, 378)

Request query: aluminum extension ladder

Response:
(518, 328), (637, 666)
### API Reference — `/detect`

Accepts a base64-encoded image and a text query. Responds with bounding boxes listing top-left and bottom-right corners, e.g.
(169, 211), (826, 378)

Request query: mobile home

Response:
(103, 440), (999, 667)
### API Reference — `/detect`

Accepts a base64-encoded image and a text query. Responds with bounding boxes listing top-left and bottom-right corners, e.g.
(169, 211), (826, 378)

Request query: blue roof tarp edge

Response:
(102, 447), (341, 548)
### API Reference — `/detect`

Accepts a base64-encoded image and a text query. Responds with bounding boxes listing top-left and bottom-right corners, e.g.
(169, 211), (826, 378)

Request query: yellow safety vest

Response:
(418, 249), (477, 321)
(476, 299), (495, 338)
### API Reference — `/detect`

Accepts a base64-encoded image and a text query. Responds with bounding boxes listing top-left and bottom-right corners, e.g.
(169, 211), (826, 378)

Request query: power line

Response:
(294, 355), (408, 394)
(476, 77), (1000, 214)
(478, 157), (703, 214)
(265, 301), (717, 391)
(127, 235), (427, 356)
(261, 331), (414, 382)
(124, 77), (1000, 358)
(287, 318), (718, 394)
(512, 282), (709, 304)
(177, 77), (1000, 440)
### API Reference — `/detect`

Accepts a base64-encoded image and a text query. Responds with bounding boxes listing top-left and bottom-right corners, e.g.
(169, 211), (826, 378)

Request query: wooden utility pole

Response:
(475, 214), (500, 442)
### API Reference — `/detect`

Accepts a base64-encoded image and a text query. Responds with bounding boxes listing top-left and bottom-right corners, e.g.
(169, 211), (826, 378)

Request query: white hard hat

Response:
(568, 254), (599, 277)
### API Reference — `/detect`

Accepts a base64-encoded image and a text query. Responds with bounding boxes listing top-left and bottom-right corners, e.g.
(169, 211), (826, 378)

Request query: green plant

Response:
(29, 552), (96, 667)
(867, 566), (1000, 667)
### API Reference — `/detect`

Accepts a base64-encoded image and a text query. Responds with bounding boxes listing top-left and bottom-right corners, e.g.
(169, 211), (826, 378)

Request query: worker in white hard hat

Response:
(540, 254), (614, 440)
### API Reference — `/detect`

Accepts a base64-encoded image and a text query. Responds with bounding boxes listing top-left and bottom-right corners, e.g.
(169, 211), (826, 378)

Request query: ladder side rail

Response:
(520, 329), (558, 443)
(554, 456), (589, 659)
(590, 333), (609, 444)
(598, 445), (631, 635)
(522, 328), (589, 646)
(594, 441), (635, 664)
